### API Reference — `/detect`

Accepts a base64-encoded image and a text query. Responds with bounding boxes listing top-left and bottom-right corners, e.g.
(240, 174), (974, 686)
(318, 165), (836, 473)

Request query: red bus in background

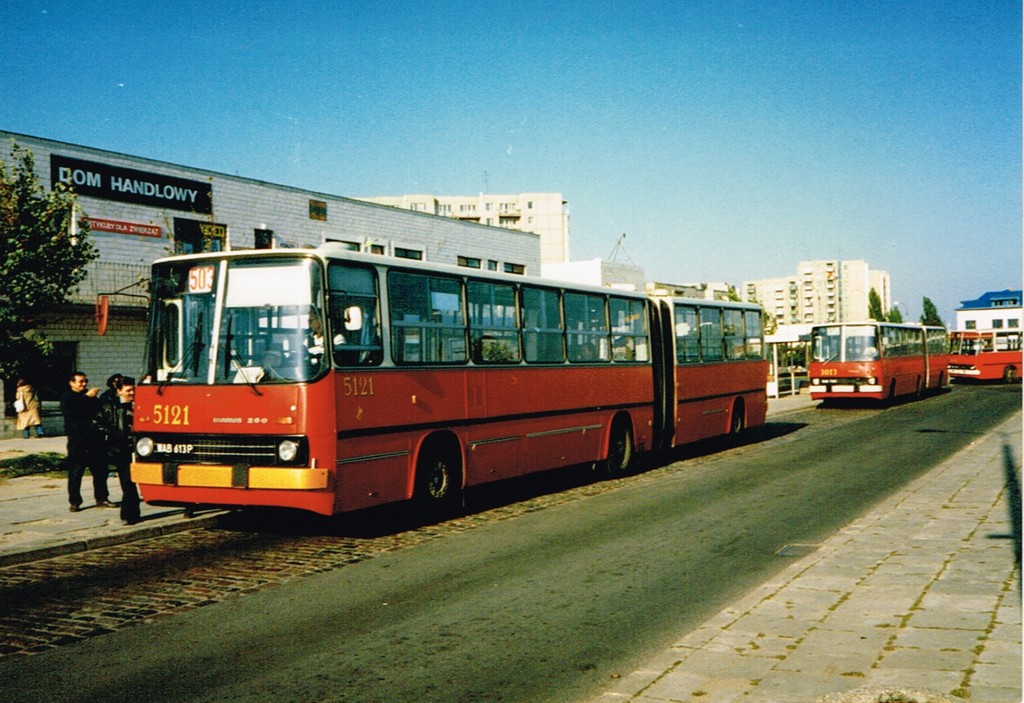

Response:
(131, 246), (767, 516)
(948, 330), (1022, 383)
(808, 322), (948, 402)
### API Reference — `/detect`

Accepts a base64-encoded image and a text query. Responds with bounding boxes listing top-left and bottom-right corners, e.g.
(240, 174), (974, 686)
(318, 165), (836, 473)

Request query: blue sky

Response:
(3, 1), (1020, 322)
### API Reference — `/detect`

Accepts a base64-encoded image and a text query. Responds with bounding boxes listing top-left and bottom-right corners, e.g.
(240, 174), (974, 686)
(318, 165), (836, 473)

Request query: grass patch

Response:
(0, 452), (67, 479)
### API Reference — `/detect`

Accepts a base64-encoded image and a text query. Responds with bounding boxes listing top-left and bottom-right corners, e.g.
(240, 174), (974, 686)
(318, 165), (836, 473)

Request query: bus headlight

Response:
(277, 439), (300, 463)
(136, 436), (155, 458)
(866, 377), (876, 385)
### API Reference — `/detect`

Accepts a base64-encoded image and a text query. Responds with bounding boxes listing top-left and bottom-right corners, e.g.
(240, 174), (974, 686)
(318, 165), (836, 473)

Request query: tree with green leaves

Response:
(868, 288), (885, 321)
(886, 307), (904, 323)
(0, 141), (97, 379)
(919, 297), (944, 327)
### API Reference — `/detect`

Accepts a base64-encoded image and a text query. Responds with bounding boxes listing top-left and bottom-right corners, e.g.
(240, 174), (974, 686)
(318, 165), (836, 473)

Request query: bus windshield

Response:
(951, 334), (981, 355)
(812, 324), (879, 363)
(148, 256), (328, 384)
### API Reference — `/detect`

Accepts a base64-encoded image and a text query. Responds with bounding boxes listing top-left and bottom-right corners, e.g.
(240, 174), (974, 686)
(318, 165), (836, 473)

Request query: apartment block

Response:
(355, 192), (570, 265)
(744, 260), (890, 326)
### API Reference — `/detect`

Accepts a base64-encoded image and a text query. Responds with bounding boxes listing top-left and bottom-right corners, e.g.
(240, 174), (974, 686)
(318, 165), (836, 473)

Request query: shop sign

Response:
(86, 217), (162, 238)
(51, 154), (213, 213)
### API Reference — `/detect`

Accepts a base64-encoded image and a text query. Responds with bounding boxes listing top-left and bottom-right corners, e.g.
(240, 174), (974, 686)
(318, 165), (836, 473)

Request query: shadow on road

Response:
(213, 420), (809, 540)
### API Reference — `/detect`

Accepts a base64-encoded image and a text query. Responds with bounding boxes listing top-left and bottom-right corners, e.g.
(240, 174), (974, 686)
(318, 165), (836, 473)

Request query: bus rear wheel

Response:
(600, 417), (634, 479)
(729, 398), (746, 435)
(414, 439), (463, 518)
(1004, 366), (1020, 384)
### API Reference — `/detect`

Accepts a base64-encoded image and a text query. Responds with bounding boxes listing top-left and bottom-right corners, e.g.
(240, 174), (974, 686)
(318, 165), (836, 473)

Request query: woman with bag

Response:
(15, 378), (44, 438)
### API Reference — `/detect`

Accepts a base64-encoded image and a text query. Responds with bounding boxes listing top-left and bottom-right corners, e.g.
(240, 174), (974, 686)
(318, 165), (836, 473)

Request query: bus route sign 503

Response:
(189, 265), (215, 294)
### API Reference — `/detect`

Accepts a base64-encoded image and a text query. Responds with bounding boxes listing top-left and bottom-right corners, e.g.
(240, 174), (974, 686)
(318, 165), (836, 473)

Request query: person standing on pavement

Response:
(94, 376), (141, 525)
(60, 371), (115, 512)
(14, 378), (44, 438)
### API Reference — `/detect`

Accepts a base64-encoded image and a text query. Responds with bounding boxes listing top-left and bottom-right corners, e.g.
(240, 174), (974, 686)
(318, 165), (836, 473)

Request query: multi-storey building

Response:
(955, 290), (1022, 331)
(354, 192), (570, 265)
(0, 131), (541, 408)
(744, 260), (890, 326)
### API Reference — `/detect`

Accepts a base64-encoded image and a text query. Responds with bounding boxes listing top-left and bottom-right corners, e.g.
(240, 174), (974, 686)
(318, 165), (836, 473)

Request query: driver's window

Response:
(328, 263), (383, 366)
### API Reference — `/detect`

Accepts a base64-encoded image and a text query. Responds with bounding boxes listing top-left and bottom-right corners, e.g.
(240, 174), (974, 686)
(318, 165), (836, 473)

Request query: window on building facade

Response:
(394, 247), (423, 261)
(325, 238), (361, 251)
(458, 256), (482, 269)
(174, 218), (225, 254)
(503, 263), (525, 275)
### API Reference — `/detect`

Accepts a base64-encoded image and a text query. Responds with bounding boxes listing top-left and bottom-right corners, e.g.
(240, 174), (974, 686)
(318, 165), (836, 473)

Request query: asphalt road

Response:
(1, 385), (1019, 703)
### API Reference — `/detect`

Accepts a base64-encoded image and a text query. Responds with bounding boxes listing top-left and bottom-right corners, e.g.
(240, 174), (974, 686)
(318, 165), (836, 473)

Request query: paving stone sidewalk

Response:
(592, 411), (1022, 703)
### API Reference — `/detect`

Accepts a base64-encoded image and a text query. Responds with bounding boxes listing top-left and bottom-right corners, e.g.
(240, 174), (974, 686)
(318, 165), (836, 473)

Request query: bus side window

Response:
(522, 286), (564, 363)
(389, 271), (467, 365)
(327, 263), (383, 367)
(700, 307), (724, 362)
(468, 280), (521, 364)
(744, 310), (763, 359)
(610, 297), (648, 362)
(675, 305), (700, 363)
(723, 308), (744, 360)
(565, 293), (609, 362)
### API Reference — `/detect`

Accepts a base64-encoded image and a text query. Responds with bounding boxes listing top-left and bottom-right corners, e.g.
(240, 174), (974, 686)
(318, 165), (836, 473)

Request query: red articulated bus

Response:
(808, 322), (949, 403)
(131, 246), (767, 516)
(948, 330), (1022, 383)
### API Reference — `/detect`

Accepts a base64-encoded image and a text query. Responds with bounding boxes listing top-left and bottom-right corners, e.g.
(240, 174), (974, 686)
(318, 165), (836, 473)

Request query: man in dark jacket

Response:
(94, 376), (141, 524)
(61, 371), (114, 512)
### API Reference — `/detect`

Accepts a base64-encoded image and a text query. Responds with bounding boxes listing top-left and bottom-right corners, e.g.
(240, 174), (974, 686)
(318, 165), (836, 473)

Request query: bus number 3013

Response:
(343, 376), (375, 397)
(152, 404), (191, 426)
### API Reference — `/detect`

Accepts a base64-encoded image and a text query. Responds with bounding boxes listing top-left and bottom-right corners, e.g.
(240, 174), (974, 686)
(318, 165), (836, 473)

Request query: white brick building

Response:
(1, 131), (541, 404)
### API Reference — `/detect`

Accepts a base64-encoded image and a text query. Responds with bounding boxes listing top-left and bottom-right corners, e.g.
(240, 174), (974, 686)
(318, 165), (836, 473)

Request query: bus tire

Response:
(414, 435), (463, 517)
(729, 398), (746, 435)
(600, 416), (634, 479)
(1004, 366), (1020, 384)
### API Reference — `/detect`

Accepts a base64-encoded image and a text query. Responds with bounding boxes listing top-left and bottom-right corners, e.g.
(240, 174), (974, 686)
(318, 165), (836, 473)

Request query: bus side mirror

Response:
(344, 306), (363, 332)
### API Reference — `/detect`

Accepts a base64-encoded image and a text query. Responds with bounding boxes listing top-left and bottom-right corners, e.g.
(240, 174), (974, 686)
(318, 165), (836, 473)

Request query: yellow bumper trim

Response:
(131, 462), (329, 490)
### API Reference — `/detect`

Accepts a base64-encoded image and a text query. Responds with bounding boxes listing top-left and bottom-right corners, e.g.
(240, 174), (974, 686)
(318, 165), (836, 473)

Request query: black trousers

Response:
(66, 446), (109, 507)
(113, 460), (141, 522)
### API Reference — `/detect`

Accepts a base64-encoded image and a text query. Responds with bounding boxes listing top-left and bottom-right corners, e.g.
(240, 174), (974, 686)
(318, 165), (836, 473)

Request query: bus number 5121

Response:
(153, 404), (191, 426)
(343, 377), (375, 397)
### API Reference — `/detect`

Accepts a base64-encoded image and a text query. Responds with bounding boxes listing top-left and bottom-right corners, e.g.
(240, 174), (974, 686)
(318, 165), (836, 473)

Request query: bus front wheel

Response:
(414, 438), (463, 517)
